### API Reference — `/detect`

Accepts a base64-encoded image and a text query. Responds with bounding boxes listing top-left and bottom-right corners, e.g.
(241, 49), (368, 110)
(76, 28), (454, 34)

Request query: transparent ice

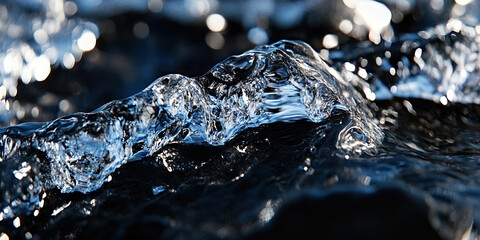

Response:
(0, 40), (382, 218)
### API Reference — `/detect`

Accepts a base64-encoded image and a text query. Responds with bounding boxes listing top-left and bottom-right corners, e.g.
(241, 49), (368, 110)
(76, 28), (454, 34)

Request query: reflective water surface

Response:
(1, 0), (480, 239)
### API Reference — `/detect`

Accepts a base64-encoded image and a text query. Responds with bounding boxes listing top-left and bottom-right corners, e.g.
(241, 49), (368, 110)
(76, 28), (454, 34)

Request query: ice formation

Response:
(0, 40), (382, 218)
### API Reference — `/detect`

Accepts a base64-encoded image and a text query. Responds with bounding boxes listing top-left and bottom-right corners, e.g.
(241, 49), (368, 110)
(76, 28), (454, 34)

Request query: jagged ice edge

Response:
(0, 40), (382, 218)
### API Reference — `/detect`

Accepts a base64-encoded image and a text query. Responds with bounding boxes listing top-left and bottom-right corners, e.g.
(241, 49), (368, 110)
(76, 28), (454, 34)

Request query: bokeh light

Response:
(77, 30), (97, 52)
(206, 13), (226, 32)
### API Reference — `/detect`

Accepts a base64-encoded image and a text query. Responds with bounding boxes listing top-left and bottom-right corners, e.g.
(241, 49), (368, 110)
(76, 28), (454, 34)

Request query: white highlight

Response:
(77, 30), (96, 52)
(206, 14), (226, 32)
(353, 0), (392, 34)
(322, 34), (339, 49)
(62, 52), (75, 69)
(455, 0), (473, 5)
(339, 19), (353, 34)
(13, 217), (20, 228)
(33, 55), (51, 81)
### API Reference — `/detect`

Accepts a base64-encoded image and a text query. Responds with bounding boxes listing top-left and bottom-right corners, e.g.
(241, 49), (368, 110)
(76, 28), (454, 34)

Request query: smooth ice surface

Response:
(0, 40), (382, 217)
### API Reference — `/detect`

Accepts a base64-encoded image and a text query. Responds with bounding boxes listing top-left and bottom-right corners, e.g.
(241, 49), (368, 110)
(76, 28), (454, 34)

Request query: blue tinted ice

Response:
(0, 40), (382, 217)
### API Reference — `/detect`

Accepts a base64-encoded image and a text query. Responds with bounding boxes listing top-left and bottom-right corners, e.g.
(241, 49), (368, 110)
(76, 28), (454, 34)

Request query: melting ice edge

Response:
(0, 40), (383, 217)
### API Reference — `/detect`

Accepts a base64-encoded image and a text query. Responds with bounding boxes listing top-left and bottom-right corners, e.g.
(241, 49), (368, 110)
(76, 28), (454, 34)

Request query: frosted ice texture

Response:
(0, 40), (382, 217)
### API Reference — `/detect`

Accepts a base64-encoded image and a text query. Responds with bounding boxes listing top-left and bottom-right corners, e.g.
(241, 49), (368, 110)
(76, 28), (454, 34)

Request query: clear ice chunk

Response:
(0, 40), (382, 217)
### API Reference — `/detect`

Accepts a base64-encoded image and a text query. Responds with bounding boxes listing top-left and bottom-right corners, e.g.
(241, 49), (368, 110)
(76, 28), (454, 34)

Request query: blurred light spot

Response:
(77, 30), (96, 52)
(360, 58), (368, 67)
(33, 210), (39, 217)
(44, 47), (58, 63)
(31, 106), (39, 118)
(440, 96), (448, 105)
(344, 62), (355, 72)
(322, 34), (338, 49)
(0, 232), (9, 240)
(355, 0), (392, 33)
(391, 9), (404, 23)
(0, 5), (7, 19)
(64, 1), (77, 16)
(33, 55), (51, 81)
(343, 0), (356, 8)
(2, 54), (13, 74)
(133, 22), (149, 39)
(186, 0), (211, 17)
(385, 51), (391, 58)
(368, 31), (381, 44)
(451, 4), (466, 17)
(206, 14), (226, 32)
(59, 99), (71, 112)
(21, 67), (32, 84)
(455, 0), (473, 5)
(205, 32), (224, 50)
(447, 89), (455, 101)
(39, 93), (56, 106)
(7, 24), (22, 38)
(389, 67), (396, 76)
(358, 68), (368, 79)
(25, 232), (32, 240)
(447, 18), (464, 32)
(339, 19), (353, 34)
(248, 27), (268, 45)
(148, 0), (163, 13)
(33, 29), (48, 44)
(0, 86), (6, 100)
(16, 107), (25, 119)
(8, 87), (17, 97)
(414, 48), (423, 58)
(13, 217), (20, 228)
(375, 57), (382, 66)
(319, 49), (329, 60)
(21, 45), (35, 63)
(63, 52), (75, 69)
(364, 87), (376, 101)
(430, 0), (444, 11)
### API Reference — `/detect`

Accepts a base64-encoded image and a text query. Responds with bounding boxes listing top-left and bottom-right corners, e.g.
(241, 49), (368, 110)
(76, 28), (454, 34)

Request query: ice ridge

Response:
(0, 40), (382, 217)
